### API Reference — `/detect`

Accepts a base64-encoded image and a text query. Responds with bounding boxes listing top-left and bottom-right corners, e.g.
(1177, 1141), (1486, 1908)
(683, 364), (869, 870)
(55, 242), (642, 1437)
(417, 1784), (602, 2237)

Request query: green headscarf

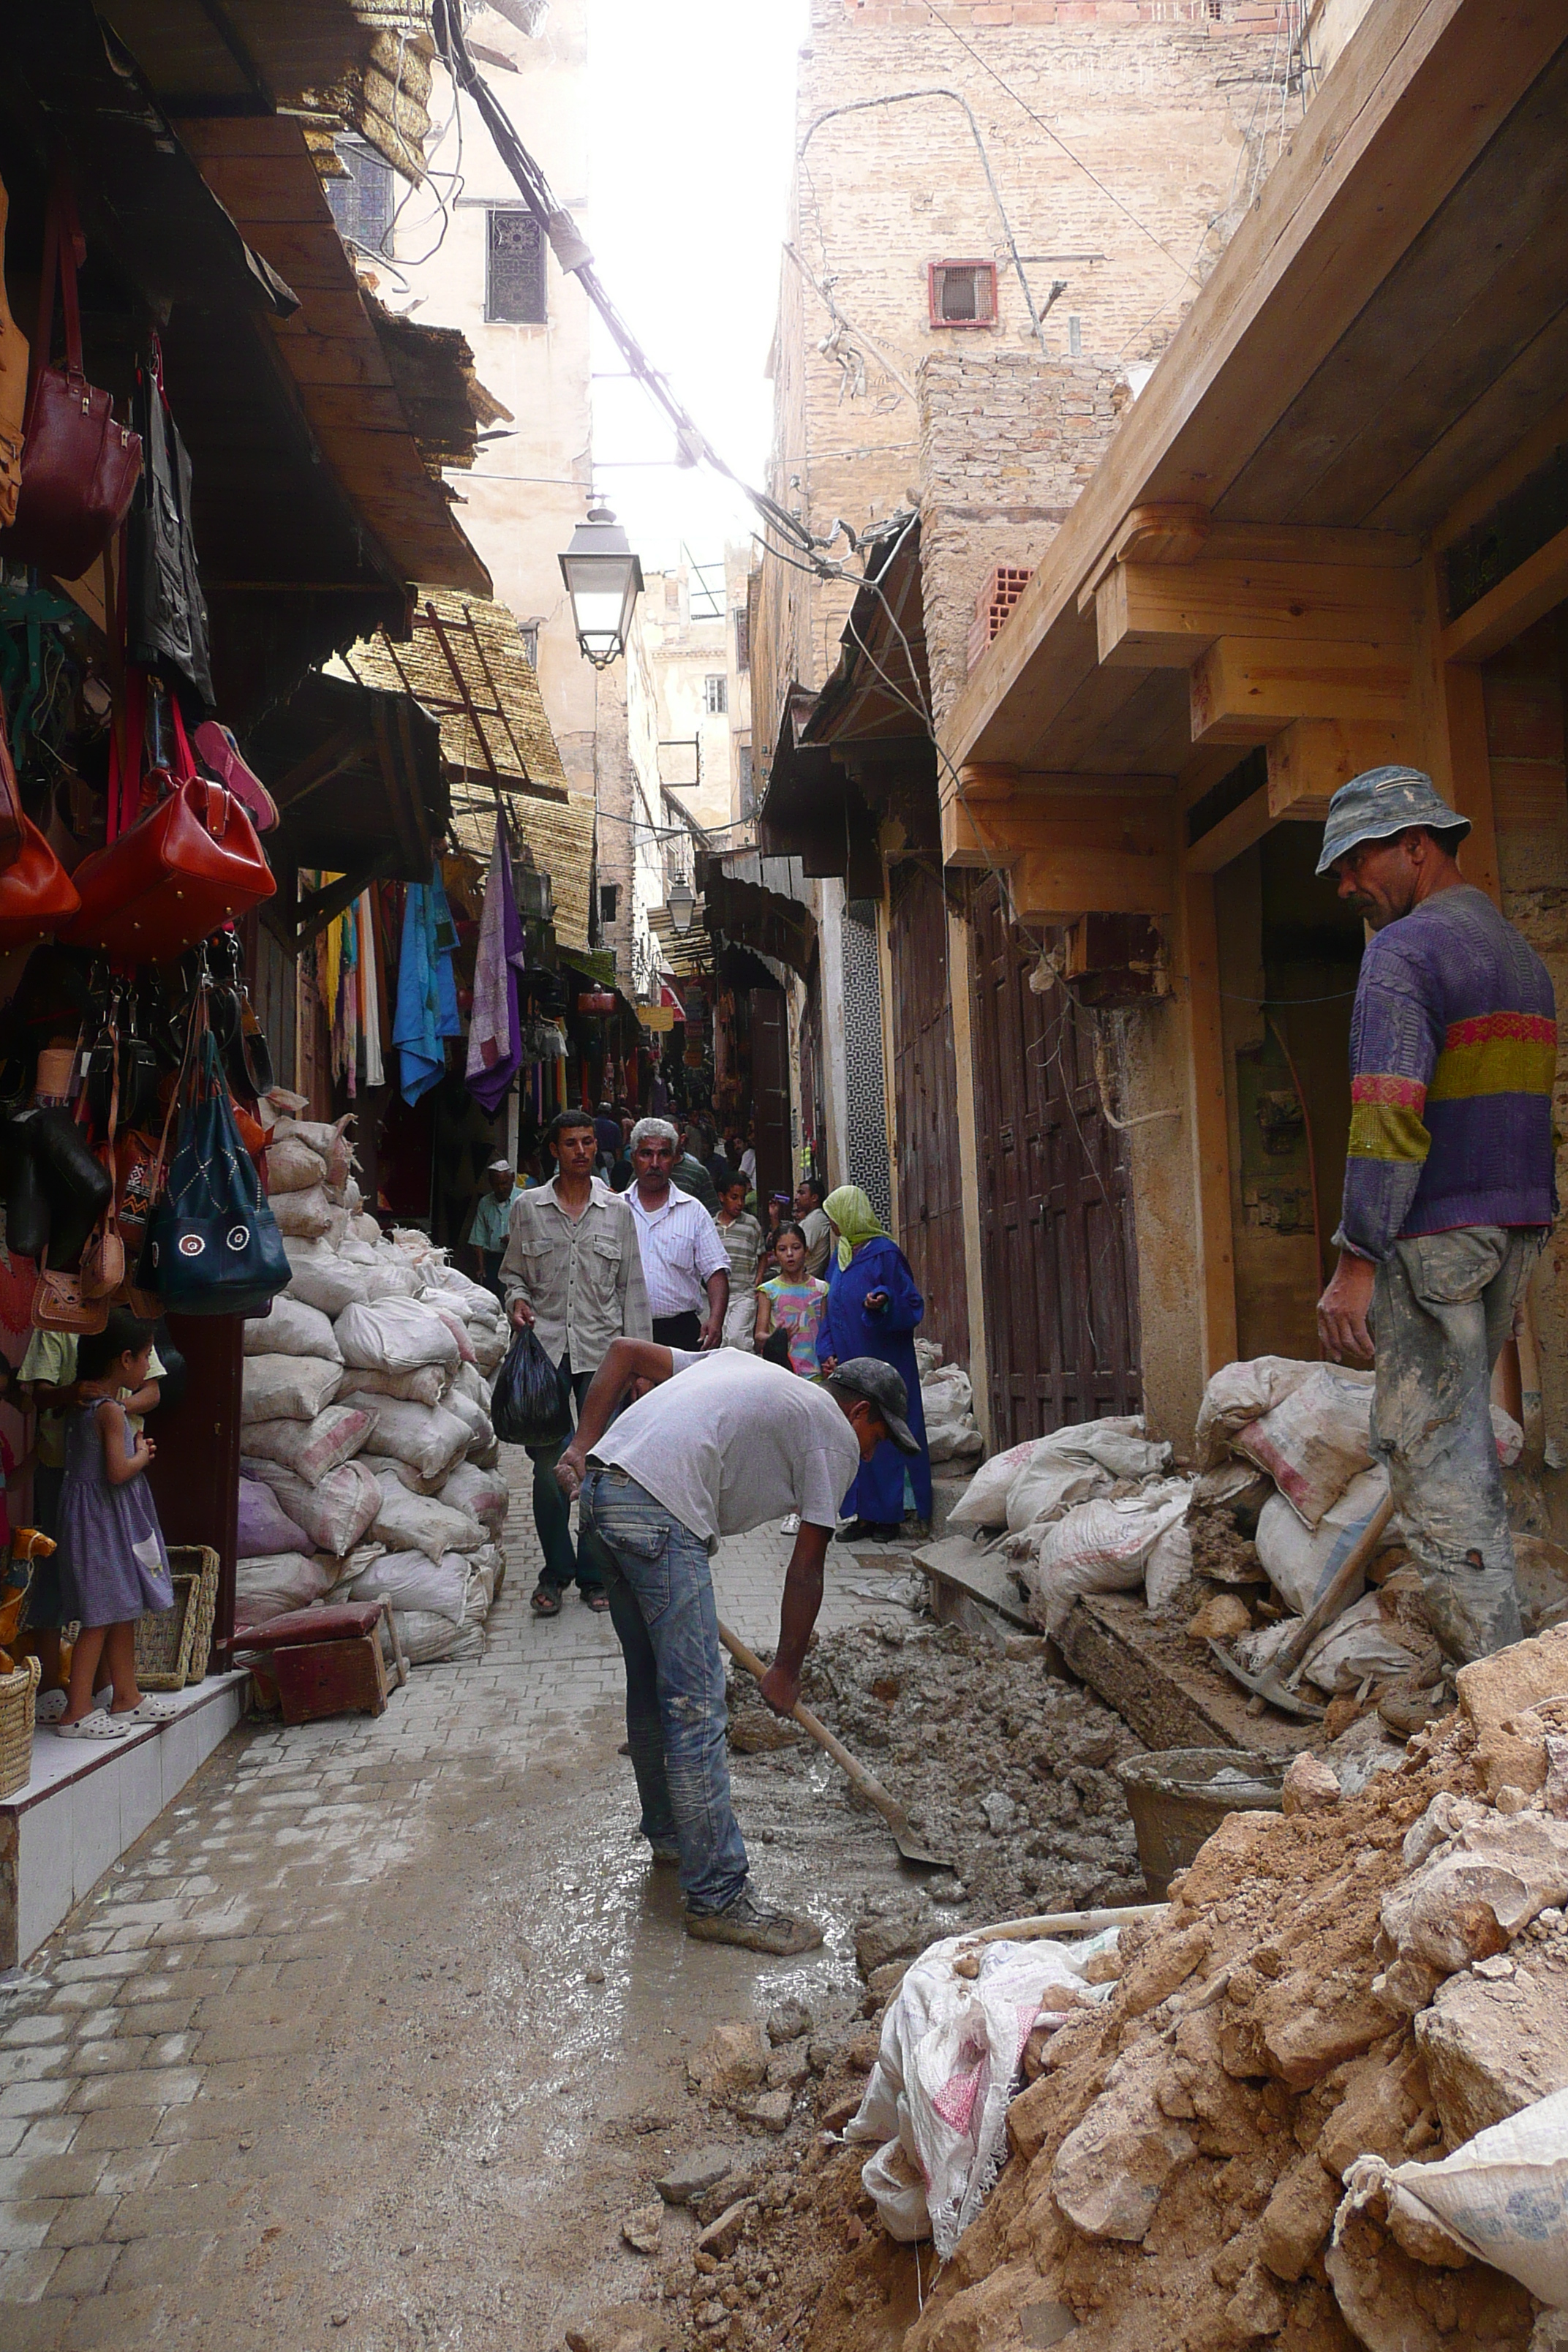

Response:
(822, 1184), (889, 1272)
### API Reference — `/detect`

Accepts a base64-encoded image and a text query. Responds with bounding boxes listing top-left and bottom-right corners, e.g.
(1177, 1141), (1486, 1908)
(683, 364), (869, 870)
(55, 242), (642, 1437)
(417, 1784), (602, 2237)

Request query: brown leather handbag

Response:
(0, 175), (142, 581)
(31, 1246), (108, 1336)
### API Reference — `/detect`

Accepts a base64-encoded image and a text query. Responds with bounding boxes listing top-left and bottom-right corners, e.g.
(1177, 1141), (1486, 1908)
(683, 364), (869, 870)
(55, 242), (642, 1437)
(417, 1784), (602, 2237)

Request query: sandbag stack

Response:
(235, 1117), (510, 1667)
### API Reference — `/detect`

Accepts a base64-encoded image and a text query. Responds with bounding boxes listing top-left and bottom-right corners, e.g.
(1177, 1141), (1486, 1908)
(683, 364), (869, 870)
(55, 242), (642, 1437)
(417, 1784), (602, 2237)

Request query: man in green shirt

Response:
(467, 1158), (516, 1297)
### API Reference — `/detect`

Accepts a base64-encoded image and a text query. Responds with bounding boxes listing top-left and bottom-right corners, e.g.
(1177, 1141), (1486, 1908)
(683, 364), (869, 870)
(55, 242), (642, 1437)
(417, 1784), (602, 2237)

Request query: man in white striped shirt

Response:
(627, 1118), (729, 1349)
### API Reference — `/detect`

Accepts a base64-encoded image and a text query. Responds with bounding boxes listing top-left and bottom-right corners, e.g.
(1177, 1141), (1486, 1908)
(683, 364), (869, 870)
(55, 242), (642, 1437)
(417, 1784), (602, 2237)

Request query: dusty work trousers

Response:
(1370, 1224), (1542, 1663)
(577, 1466), (750, 1917)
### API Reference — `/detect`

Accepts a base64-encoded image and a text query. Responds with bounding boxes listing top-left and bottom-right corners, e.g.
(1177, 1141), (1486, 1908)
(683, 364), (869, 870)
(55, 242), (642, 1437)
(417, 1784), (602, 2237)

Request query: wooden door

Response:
(888, 860), (968, 1364)
(747, 987), (791, 1204)
(970, 874), (1142, 1445)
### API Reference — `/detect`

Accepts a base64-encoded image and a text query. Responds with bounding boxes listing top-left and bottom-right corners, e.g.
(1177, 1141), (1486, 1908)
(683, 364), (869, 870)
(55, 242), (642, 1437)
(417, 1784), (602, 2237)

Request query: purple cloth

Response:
(466, 830), (527, 1115)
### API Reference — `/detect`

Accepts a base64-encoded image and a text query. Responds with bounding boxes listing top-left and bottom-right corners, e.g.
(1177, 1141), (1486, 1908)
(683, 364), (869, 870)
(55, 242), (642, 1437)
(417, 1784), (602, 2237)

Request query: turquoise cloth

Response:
(393, 869), (462, 1104)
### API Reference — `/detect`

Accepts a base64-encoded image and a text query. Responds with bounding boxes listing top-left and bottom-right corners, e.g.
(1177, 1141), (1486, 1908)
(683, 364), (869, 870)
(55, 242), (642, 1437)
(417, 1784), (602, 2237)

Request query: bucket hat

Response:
(829, 1357), (921, 1455)
(1316, 765), (1469, 876)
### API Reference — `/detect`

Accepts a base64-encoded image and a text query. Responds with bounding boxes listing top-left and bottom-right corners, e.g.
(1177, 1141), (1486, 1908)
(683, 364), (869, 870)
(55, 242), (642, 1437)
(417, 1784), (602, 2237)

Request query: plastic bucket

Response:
(1115, 1746), (1286, 1900)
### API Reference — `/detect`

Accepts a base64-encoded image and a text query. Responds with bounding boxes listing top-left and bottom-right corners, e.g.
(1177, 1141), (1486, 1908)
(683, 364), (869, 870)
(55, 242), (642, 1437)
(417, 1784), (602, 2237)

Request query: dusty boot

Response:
(1419, 1554), (1523, 1664)
(684, 1893), (823, 1956)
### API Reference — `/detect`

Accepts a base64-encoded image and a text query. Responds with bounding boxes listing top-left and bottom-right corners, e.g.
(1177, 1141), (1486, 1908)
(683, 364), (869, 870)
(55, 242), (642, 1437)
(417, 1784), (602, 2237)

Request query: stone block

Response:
(696, 2196), (757, 2259)
(1256, 2152), (1341, 2282)
(687, 2022), (767, 2104)
(654, 2145), (735, 2206)
(1456, 1624), (1568, 1797)
(1414, 1946), (1568, 2143)
(1050, 2046), (1194, 2240)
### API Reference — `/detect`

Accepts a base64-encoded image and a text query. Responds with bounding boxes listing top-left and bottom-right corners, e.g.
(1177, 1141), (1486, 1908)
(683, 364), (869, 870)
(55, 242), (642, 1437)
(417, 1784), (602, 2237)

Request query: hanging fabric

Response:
(465, 826), (526, 1115)
(358, 888), (385, 1089)
(393, 866), (461, 1104)
(125, 336), (214, 709)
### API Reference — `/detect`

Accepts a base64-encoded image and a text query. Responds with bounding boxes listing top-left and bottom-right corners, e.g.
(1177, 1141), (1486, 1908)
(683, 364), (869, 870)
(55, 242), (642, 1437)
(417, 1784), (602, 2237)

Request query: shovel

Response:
(717, 1619), (956, 1872)
(1208, 1491), (1395, 1719)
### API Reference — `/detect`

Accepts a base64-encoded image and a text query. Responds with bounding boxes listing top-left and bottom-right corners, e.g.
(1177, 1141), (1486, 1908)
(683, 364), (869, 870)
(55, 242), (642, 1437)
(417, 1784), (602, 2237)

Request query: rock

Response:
(1004, 1635), (1050, 1662)
(565, 2307), (676, 2352)
(655, 2145), (736, 2206)
(1187, 1592), (1252, 1640)
(765, 1997), (813, 2046)
(696, 2197), (757, 2260)
(867, 1959), (911, 2000)
(765, 2042), (809, 2093)
(1049, 2047), (1195, 2241)
(1117, 1920), (1211, 2019)
(820, 2087), (862, 2133)
(621, 2203), (663, 2255)
(853, 1912), (931, 1977)
(1327, 2208), (1534, 2352)
(1256, 2151), (1341, 2282)
(1414, 1943), (1568, 2142)
(728, 1708), (802, 1754)
(740, 2087), (794, 2133)
(584, 1963), (606, 1986)
(1455, 1622), (1568, 1798)
(1316, 2045), (1430, 2181)
(1381, 1811), (1568, 1974)
(981, 1789), (1017, 1833)
(687, 2021), (768, 2104)
(1224, 2263), (1288, 2339)
(1281, 1752), (1341, 1816)
(1255, 1970), (1392, 2089)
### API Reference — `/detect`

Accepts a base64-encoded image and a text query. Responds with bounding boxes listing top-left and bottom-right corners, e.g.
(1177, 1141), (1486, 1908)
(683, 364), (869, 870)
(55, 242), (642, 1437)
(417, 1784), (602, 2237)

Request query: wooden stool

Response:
(235, 1601), (406, 1727)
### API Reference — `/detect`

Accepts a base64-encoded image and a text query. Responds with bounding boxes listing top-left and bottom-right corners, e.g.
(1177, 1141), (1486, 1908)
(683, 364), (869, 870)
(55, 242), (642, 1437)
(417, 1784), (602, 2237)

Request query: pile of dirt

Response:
(730, 1621), (1149, 1926)
(728, 1627), (1568, 2352)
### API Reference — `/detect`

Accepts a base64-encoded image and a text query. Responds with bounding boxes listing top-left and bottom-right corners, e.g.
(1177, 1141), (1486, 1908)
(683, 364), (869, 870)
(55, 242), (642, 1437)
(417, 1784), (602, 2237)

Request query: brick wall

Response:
(919, 348), (1128, 723)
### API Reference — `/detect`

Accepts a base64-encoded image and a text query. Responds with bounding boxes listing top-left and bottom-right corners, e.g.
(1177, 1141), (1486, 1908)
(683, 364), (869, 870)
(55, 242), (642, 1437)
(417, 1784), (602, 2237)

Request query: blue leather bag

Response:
(143, 1034), (289, 1316)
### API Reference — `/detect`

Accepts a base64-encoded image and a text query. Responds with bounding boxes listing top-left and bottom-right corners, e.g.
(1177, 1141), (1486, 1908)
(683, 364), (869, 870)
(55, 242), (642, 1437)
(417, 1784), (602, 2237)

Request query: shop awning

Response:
(336, 592), (570, 799)
(697, 850), (818, 981)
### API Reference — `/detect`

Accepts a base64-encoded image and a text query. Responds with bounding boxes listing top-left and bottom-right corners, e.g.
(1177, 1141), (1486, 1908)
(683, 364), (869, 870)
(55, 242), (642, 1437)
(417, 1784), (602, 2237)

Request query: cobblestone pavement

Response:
(0, 1452), (912, 2350)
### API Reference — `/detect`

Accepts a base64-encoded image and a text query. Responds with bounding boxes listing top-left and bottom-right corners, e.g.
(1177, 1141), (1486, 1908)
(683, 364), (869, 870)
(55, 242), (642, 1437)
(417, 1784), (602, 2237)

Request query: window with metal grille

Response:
(703, 674), (728, 716)
(486, 211), (546, 324)
(928, 260), (998, 328)
(519, 623), (539, 667)
(326, 139), (395, 257)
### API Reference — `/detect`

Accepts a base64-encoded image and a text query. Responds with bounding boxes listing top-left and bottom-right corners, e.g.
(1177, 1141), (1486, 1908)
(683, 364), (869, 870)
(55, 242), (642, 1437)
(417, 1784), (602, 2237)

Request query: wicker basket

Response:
(169, 1546), (220, 1684)
(0, 1653), (40, 1800)
(135, 1575), (200, 1692)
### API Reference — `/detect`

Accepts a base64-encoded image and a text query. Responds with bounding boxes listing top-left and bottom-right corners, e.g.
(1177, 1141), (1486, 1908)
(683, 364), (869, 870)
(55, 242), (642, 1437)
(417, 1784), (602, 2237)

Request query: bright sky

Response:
(587, 0), (810, 578)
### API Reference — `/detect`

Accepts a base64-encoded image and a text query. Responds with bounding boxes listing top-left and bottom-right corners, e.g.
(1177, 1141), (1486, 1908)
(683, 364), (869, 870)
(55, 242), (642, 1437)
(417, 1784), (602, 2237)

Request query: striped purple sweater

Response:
(1341, 886), (1557, 1262)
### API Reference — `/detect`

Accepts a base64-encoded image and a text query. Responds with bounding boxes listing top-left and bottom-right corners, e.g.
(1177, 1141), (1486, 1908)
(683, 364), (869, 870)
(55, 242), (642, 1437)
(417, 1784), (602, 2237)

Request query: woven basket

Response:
(169, 1546), (220, 1684)
(135, 1574), (199, 1692)
(0, 1653), (40, 1799)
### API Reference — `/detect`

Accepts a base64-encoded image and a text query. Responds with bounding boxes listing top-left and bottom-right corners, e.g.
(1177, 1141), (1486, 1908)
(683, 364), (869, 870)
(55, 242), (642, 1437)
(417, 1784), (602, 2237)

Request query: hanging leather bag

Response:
(0, 175), (142, 580)
(79, 1041), (125, 1300)
(30, 1244), (108, 1335)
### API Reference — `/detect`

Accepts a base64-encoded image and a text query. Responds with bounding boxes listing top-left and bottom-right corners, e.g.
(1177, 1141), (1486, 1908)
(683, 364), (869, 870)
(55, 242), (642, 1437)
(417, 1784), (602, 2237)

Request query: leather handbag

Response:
(0, 815), (83, 946)
(62, 773), (275, 962)
(143, 1032), (289, 1316)
(0, 176), (142, 580)
(0, 685), (22, 870)
(31, 1246), (108, 1336)
(79, 1041), (125, 1300)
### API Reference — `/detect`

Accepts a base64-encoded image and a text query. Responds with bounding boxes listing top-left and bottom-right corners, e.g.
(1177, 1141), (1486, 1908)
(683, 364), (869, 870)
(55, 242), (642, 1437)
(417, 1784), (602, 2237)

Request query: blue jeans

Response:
(578, 1466), (750, 1916)
(528, 1366), (607, 1594)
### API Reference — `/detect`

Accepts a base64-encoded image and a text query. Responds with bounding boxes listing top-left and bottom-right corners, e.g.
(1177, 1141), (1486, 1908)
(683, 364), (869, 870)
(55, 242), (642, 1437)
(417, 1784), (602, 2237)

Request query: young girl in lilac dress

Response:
(54, 1311), (177, 1739)
(754, 1221), (829, 1376)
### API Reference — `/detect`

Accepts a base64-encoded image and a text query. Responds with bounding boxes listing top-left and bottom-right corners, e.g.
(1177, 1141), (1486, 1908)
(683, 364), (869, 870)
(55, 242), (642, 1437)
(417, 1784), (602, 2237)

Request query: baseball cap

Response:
(829, 1357), (921, 1454)
(486, 1158), (513, 1174)
(1316, 765), (1470, 876)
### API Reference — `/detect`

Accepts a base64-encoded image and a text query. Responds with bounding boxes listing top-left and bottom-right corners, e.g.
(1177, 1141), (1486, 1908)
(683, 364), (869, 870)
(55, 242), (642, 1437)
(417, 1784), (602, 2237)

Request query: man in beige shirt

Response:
(500, 1109), (651, 1617)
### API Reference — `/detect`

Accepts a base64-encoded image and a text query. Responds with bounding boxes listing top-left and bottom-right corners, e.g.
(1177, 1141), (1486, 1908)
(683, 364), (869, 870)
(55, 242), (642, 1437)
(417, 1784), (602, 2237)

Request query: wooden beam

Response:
(1190, 636), (1413, 743)
(941, 779), (1175, 871)
(1185, 783), (1274, 875)
(1178, 865), (1237, 1376)
(1013, 845), (1175, 921)
(1266, 718), (1425, 820)
(1098, 559), (1417, 668)
(1441, 522), (1568, 664)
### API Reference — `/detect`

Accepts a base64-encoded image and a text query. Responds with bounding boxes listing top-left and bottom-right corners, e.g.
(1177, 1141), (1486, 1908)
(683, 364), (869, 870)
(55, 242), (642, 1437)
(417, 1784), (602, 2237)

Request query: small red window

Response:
(928, 260), (998, 329)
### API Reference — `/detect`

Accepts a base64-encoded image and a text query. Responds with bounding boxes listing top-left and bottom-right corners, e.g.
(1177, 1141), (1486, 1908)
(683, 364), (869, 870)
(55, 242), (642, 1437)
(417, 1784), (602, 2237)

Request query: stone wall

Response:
(918, 348), (1128, 725)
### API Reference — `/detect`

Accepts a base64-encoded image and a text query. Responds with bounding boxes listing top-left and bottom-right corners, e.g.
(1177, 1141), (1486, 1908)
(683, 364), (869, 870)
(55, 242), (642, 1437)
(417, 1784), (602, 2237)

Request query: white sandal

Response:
(113, 1696), (177, 1725)
(38, 1687), (113, 1724)
(55, 1713), (131, 1741)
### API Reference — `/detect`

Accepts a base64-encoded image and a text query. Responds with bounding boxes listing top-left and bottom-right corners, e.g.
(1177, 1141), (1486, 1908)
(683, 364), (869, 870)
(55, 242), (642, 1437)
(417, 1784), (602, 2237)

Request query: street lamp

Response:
(667, 874), (696, 932)
(559, 503), (644, 667)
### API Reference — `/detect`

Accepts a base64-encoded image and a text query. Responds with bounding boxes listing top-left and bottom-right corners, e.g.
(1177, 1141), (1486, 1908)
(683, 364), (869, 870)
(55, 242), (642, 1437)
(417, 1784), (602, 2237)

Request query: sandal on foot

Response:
(55, 1712), (132, 1741)
(35, 1689), (70, 1723)
(684, 1893), (823, 1956)
(113, 1697), (178, 1725)
(530, 1583), (562, 1618)
(583, 1590), (611, 1613)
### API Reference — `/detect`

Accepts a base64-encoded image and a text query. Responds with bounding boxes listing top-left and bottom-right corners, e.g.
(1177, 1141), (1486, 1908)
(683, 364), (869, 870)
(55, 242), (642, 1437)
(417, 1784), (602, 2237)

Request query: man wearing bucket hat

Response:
(553, 1342), (920, 1953)
(1315, 766), (1556, 1662)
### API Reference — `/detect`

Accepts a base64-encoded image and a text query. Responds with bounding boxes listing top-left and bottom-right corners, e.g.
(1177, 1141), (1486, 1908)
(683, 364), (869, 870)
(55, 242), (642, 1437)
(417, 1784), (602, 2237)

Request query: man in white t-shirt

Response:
(556, 1344), (920, 1953)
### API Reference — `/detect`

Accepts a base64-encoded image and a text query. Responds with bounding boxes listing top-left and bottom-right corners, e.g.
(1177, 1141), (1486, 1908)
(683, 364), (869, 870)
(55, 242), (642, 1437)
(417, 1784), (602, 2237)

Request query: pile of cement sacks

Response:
(234, 1116), (510, 1667)
(914, 1338), (983, 1465)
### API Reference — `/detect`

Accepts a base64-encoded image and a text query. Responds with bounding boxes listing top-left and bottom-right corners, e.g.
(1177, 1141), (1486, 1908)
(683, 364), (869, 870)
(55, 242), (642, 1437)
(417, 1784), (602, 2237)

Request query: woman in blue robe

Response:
(816, 1186), (932, 1538)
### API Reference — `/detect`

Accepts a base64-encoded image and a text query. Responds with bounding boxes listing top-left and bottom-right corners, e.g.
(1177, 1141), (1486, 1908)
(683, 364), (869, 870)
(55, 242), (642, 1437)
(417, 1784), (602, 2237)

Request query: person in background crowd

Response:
(758, 1191), (790, 1281)
(502, 1107), (652, 1619)
(627, 1117), (729, 1349)
(738, 1129), (758, 1193)
(714, 1169), (764, 1349)
(817, 1185), (931, 1542)
(593, 1099), (622, 1170)
(794, 1173), (832, 1279)
(755, 1219), (832, 1535)
(672, 1119), (721, 1215)
(466, 1158), (516, 1298)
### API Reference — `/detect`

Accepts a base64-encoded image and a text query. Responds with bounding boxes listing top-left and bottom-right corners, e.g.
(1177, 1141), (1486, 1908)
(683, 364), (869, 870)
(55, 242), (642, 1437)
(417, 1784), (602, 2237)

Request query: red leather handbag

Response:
(62, 775), (275, 961)
(0, 813), (82, 946)
(0, 176), (142, 580)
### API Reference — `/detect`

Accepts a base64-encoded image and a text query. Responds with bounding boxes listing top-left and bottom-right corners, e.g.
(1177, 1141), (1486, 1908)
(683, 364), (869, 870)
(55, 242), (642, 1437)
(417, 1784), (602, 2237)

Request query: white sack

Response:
(451, 1361), (486, 1408)
(239, 1404), (377, 1483)
(845, 1930), (1117, 2257)
(441, 1384), (492, 1453)
(336, 1297), (461, 1378)
(358, 1450), (446, 1498)
(922, 1364), (973, 1420)
(371, 1476), (486, 1558)
(318, 1541), (386, 1595)
(270, 1183), (335, 1241)
(1006, 1422), (1170, 1535)
(1256, 1466), (1389, 1618)
(347, 1546), (469, 1621)
(1233, 1363), (1376, 1527)
(264, 1134), (328, 1194)
(467, 1542), (502, 1609)
(1193, 1356), (1320, 1471)
(430, 1305), (476, 1365)
(364, 1261), (424, 1301)
(396, 1605), (486, 1665)
(350, 1212), (383, 1246)
(1299, 1589), (1425, 1693)
(242, 1293), (342, 1362)
(470, 1323), (508, 1377)
(284, 1240), (371, 1317)
(340, 1363), (447, 1409)
(948, 1417), (1147, 1532)
(1022, 1479), (1194, 1637)
(340, 1393), (470, 1482)
(1336, 2087), (1568, 2313)
(274, 1115), (350, 1158)
(427, 1265), (504, 1321)
(241, 1352), (343, 1425)
(440, 1463), (509, 1533)
(244, 1460), (381, 1558)
(927, 1416), (984, 1466)
(1144, 1517), (1195, 1614)
(233, 1550), (331, 1626)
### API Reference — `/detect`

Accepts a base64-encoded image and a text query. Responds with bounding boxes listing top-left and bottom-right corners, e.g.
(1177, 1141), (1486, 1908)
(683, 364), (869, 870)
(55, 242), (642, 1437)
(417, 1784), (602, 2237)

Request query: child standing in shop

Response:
(53, 1311), (177, 1740)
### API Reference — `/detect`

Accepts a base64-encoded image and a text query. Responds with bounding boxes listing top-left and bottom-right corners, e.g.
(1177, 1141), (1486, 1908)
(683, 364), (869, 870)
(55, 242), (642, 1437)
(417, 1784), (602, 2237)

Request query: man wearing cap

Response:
(1315, 766), (1557, 1662)
(467, 1158), (518, 1299)
(554, 1344), (920, 1953)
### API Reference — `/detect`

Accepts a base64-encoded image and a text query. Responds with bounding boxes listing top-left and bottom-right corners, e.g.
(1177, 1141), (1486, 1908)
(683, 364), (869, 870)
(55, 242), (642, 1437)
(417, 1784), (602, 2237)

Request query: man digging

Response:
(554, 1343), (921, 1953)
(1314, 765), (1556, 1666)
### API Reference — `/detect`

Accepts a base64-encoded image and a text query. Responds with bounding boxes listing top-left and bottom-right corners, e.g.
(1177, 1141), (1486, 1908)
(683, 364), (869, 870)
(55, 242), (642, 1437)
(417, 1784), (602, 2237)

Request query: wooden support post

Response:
(1438, 661), (1501, 908)
(1266, 718), (1423, 821)
(1177, 864), (1237, 1376)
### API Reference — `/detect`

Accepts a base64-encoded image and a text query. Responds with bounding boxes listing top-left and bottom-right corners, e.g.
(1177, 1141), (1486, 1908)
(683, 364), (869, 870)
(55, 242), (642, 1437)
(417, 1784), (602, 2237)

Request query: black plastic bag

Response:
(491, 1324), (572, 1447)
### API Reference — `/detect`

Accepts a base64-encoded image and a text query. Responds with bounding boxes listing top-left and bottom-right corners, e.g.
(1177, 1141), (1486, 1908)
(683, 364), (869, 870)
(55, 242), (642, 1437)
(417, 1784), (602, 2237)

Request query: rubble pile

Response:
(741, 1626), (1568, 2352)
(734, 1622), (1147, 1923)
(235, 1112), (510, 1666)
